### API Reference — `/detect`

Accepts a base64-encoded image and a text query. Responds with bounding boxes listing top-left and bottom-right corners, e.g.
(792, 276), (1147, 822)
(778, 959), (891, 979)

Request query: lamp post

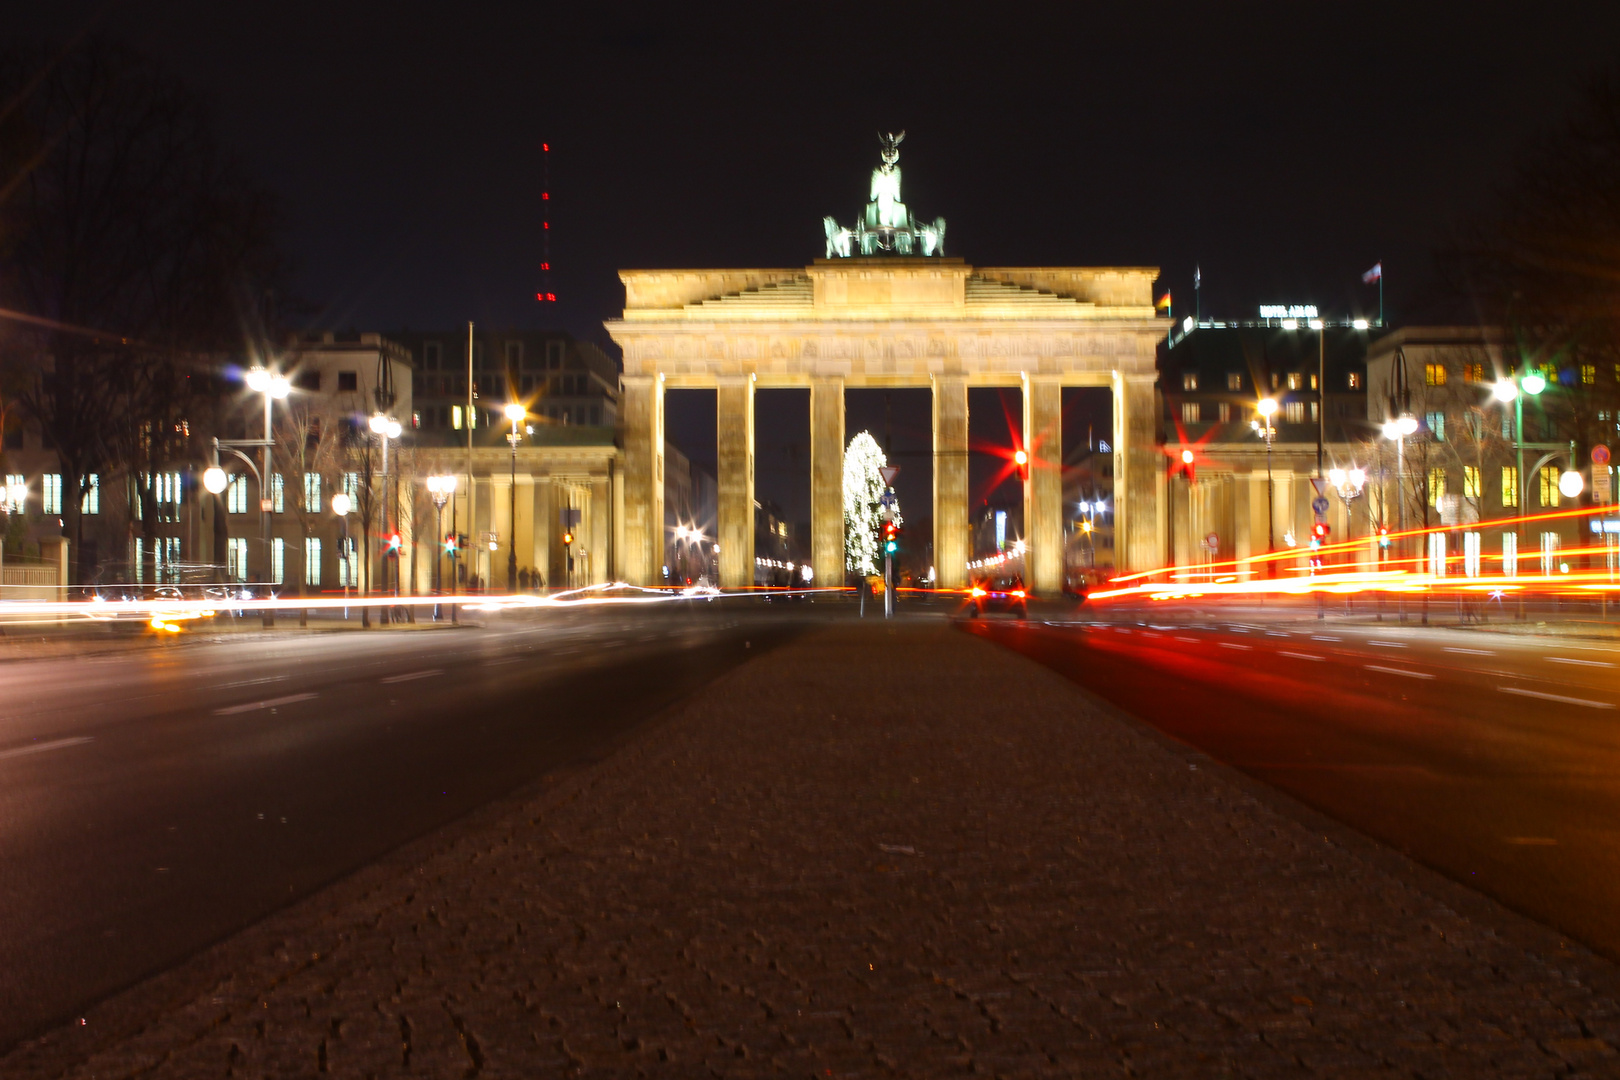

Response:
(1327, 466), (1367, 561)
(503, 403), (525, 592)
(368, 412), (402, 612)
(1252, 397), (1279, 575)
(1380, 414), (1419, 564)
(331, 490), (352, 619)
(1493, 372), (1545, 576)
(426, 474), (457, 618)
(207, 366), (288, 625)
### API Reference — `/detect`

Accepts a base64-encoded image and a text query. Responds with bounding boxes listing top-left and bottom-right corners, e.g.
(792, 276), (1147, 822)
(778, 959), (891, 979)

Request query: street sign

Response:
(879, 465), (900, 486)
(260, 499), (273, 512)
(1204, 532), (1219, 550)
(1311, 496), (1330, 515)
(1309, 478), (1329, 497)
(1594, 445), (1611, 465)
(879, 490), (896, 508)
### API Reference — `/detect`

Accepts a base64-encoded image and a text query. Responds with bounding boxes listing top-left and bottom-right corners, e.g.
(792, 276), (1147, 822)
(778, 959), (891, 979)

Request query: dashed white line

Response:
(1443, 647), (1494, 656)
(1368, 640), (1407, 648)
(1364, 664), (1434, 680)
(1547, 657), (1615, 668)
(1219, 642), (1252, 651)
(1499, 687), (1615, 709)
(1310, 635), (1342, 642)
(1265, 631), (1291, 638)
(0, 736), (93, 761)
(379, 669), (444, 684)
(1174, 636), (1199, 643)
(1279, 651), (1325, 662)
(214, 693), (318, 715)
(220, 675), (289, 689)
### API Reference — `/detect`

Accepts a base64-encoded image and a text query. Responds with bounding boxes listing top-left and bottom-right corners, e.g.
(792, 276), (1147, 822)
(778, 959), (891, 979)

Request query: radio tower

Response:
(536, 141), (554, 306)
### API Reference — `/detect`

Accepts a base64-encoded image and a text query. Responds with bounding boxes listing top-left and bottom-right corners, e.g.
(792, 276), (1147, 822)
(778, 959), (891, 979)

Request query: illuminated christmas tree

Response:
(843, 431), (900, 576)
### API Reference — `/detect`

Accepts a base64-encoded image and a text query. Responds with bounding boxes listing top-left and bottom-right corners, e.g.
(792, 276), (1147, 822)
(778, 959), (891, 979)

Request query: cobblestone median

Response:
(11, 620), (1620, 1078)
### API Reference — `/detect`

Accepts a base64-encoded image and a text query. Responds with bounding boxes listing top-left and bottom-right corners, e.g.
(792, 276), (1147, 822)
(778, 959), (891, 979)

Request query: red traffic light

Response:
(1311, 522), (1330, 539)
(562, 531), (574, 546)
(385, 532), (402, 553)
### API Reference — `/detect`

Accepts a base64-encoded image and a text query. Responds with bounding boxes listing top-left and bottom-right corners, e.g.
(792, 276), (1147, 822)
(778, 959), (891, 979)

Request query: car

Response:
(967, 575), (1028, 620)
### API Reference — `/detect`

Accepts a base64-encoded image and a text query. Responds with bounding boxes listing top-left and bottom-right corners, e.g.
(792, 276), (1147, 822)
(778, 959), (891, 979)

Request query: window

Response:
(1502, 466), (1519, 508)
(1463, 531), (1481, 578)
(1463, 466), (1481, 499)
(1286, 373), (1303, 390)
(271, 538), (285, 585)
(1429, 468), (1447, 505)
(136, 537), (181, 584)
(305, 537), (322, 586)
(82, 474), (99, 515)
(150, 471), (183, 523)
(546, 341), (564, 369)
(271, 473), (285, 514)
(1310, 401), (1319, 422)
(590, 405), (602, 425)
(1425, 363), (1447, 386)
(42, 473), (62, 514)
(344, 472), (360, 500)
(1284, 401), (1306, 423)
(1428, 533), (1447, 577)
(1270, 373), (1280, 390)
(4, 475), (24, 511)
(424, 342), (442, 369)
(1181, 373), (1198, 391)
(226, 537), (248, 581)
(1180, 402), (1200, 423)
(506, 341), (522, 368)
(227, 474), (248, 514)
(1502, 531), (1518, 577)
(1463, 363), (1484, 382)
(452, 405), (464, 430)
(1541, 532), (1560, 575)
(1582, 364), (1597, 386)
(1348, 372), (1362, 389)
(1540, 465), (1560, 507)
(1425, 411), (1445, 440)
(1465, 412), (1484, 440)
(339, 536), (358, 587)
(1501, 414), (1514, 439)
(303, 472), (322, 513)
(1309, 374), (1318, 390)
(1226, 372), (1242, 390)
(337, 371), (358, 392)
(294, 371), (321, 392)
(1217, 402), (1232, 422)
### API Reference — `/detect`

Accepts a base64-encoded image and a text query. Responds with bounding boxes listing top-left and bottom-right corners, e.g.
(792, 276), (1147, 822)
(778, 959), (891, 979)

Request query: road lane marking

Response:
(1443, 647), (1495, 656)
(0, 736), (93, 761)
(1279, 651), (1325, 662)
(1364, 664), (1434, 679)
(220, 675), (289, 689)
(1219, 642), (1252, 651)
(1265, 631), (1291, 637)
(1174, 636), (1199, 643)
(1310, 635), (1342, 642)
(214, 693), (319, 715)
(379, 669), (444, 684)
(1367, 641), (1407, 648)
(1504, 836), (1559, 845)
(1499, 687), (1615, 709)
(1547, 657), (1615, 668)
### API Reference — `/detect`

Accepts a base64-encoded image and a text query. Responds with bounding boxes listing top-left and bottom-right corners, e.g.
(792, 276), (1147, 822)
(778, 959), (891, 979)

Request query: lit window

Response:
(1310, 401), (1319, 421)
(1218, 402), (1232, 422)
(344, 472), (360, 500)
(339, 537), (359, 587)
(1463, 363), (1484, 381)
(1309, 374), (1318, 390)
(42, 474), (62, 514)
(4, 474), (24, 511)
(1464, 466), (1481, 499)
(1540, 465), (1560, 507)
(1284, 401), (1306, 423)
(1347, 372), (1361, 389)
(1226, 372), (1242, 390)
(271, 537), (285, 585)
(82, 474), (99, 515)
(227, 474), (248, 514)
(227, 538), (248, 581)
(1501, 466), (1518, 507)
(452, 404), (464, 430)
(1582, 364), (1596, 385)
(1429, 468), (1447, 505)
(271, 474), (285, 514)
(1180, 402), (1200, 423)
(1181, 373), (1198, 391)
(1286, 373), (1303, 390)
(305, 537), (322, 586)
(1541, 532), (1560, 575)
(304, 472), (322, 513)
(1425, 363), (1447, 386)
(1425, 411), (1445, 440)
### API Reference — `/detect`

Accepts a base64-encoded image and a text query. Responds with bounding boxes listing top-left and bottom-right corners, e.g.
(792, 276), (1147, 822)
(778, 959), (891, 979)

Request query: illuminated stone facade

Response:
(606, 258), (1167, 592)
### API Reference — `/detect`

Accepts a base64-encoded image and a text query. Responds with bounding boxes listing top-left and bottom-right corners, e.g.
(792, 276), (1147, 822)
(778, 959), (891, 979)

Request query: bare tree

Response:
(273, 398), (345, 625)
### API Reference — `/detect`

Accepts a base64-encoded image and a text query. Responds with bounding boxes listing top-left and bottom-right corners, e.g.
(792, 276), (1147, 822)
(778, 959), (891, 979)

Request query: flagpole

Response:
(1379, 268), (1384, 327)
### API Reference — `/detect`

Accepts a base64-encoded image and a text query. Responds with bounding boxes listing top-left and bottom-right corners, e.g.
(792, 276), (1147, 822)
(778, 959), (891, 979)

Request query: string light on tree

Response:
(842, 431), (898, 577)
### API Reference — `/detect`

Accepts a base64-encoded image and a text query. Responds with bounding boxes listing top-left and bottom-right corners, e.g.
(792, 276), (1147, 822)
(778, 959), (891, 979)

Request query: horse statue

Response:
(823, 216), (853, 259)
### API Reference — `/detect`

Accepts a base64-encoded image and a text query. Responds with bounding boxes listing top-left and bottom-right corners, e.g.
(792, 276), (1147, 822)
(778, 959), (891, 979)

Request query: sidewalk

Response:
(10, 620), (1620, 1077)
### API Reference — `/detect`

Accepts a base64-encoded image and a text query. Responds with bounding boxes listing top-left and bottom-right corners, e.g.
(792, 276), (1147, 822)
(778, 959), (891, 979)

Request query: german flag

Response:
(1156, 291), (1172, 309)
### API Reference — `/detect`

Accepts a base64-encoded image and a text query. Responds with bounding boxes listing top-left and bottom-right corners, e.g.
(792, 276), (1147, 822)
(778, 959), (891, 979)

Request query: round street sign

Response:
(1205, 532), (1219, 549)
(1594, 445), (1611, 465)
(1311, 496), (1330, 515)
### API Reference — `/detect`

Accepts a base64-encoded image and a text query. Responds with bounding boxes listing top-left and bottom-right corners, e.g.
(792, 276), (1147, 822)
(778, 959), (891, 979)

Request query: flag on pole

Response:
(1193, 266), (1201, 289)
(1361, 262), (1382, 284)
(1156, 291), (1172, 309)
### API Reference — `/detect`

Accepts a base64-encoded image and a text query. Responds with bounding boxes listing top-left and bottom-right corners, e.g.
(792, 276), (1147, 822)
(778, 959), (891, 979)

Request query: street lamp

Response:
(425, 474), (457, 615)
(1253, 397), (1279, 570)
(1328, 466), (1368, 559)
(368, 412), (402, 607)
(1493, 371), (1545, 579)
(503, 402), (526, 592)
(1380, 414), (1419, 569)
(331, 490), (352, 617)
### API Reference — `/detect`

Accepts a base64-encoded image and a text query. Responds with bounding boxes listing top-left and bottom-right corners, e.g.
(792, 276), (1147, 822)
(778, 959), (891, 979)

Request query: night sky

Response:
(19, 1), (1620, 535)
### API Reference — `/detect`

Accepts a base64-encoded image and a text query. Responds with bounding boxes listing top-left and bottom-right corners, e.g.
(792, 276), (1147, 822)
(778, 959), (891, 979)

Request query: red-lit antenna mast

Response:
(536, 141), (555, 305)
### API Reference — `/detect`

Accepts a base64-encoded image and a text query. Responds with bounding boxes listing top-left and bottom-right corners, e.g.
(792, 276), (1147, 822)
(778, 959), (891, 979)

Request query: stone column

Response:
(590, 478), (610, 584)
(1114, 372), (1163, 572)
(933, 376), (969, 589)
(716, 375), (755, 589)
(810, 377), (845, 588)
(620, 374), (663, 586)
(529, 475), (550, 585)
(1023, 374), (1063, 594)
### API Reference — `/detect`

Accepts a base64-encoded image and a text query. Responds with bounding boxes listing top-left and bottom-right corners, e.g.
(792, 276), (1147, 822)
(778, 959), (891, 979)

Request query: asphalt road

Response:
(973, 604), (1620, 962)
(0, 602), (808, 1053)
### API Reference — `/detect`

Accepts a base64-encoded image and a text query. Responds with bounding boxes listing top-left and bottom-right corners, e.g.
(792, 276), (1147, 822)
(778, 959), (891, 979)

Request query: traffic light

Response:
(1311, 522), (1330, 541)
(1014, 448), (1029, 482)
(1175, 447), (1196, 482)
(1378, 526), (1390, 548)
(562, 531), (574, 546)
(443, 533), (459, 556)
(883, 519), (898, 555)
(385, 532), (402, 555)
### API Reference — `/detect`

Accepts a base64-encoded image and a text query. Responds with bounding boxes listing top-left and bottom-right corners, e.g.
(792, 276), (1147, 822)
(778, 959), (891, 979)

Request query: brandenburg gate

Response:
(605, 135), (1166, 593)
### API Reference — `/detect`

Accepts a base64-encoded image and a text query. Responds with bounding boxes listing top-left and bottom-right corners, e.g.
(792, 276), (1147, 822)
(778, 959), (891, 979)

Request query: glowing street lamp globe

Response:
(1559, 470), (1585, 499)
(1492, 379), (1518, 402)
(202, 466), (228, 494)
(331, 492), (351, 516)
(1522, 373), (1547, 396)
(1256, 397), (1278, 418)
(369, 412), (389, 434)
(504, 402), (526, 423)
(245, 367), (270, 392)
